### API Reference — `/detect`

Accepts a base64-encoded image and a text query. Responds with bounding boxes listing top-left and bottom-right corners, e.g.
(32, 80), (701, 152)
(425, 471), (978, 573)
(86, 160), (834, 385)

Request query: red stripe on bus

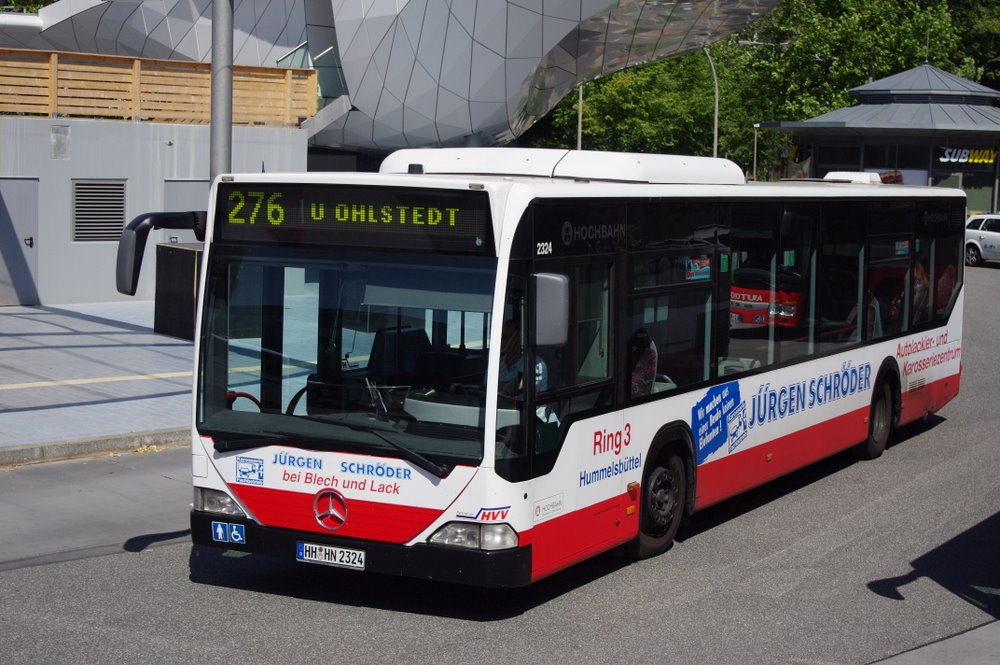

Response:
(522, 493), (639, 582)
(229, 485), (442, 543)
(694, 407), (869, 510)
(695, 371), (960, 510)
(898, 372), (961, 426)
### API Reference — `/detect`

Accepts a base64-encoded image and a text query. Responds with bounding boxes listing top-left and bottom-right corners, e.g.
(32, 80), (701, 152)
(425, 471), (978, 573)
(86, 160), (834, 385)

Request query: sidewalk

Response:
(873, 620), (1000, 664)
(0, 301), (192, 466)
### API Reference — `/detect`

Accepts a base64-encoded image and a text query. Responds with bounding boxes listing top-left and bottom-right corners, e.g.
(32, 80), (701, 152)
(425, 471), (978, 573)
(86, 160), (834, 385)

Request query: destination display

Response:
(214, 183), (492, 253)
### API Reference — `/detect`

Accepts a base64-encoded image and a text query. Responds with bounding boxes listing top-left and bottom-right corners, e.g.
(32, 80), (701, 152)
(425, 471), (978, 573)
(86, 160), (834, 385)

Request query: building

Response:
(766, 63), (1000, 214)
(0, 50), (312, 305)
(0, 0), (777, 153)
(0, 0), (775, 305)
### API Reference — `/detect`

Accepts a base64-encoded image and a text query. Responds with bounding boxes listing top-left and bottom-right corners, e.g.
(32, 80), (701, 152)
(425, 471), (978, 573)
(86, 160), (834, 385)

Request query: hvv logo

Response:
(457, 506), (512, 522)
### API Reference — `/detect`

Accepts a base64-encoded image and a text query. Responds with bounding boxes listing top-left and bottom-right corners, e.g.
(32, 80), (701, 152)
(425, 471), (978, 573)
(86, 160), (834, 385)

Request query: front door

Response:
(0, 178), (39, 306)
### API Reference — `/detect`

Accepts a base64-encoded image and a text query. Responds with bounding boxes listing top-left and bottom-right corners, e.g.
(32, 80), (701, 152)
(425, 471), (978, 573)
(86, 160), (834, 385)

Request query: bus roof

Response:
(377, 148), (963, 199)
(218, 148), (964, 202)
(380, 148), (746, 185)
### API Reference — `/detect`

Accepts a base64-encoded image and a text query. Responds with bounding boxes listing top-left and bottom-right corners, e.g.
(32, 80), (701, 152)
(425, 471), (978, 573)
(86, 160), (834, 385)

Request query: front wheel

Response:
(632, 452), (686, 559)
(966, 244), (982, 267)
(855, 381), (892, 459)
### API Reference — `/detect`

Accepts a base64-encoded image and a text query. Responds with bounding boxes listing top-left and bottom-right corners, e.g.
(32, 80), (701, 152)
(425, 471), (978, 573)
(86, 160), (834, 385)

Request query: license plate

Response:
(296, 541), (366, 570)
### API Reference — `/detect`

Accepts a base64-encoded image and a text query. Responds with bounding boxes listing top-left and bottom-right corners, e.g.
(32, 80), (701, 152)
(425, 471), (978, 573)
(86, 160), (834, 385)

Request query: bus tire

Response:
(856, 380), (893, 460)
(632, 451), (686, 559)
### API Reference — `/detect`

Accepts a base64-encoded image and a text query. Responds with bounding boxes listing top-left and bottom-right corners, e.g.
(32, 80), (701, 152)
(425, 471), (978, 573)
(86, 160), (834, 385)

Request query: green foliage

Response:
(949, 0), (1000, 90)
(526, 56), (714, 156)
(4, 0), (50, 12)
(520, 0), (984, 180)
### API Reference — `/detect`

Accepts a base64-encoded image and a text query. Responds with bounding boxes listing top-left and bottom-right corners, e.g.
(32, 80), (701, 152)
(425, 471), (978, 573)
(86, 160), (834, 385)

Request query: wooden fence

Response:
(0, 48), (317, 126)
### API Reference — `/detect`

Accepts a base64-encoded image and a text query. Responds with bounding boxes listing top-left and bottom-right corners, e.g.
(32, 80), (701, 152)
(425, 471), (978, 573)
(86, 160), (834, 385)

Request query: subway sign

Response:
(936, 147), (996, 170)
(214, 183), (492, 253)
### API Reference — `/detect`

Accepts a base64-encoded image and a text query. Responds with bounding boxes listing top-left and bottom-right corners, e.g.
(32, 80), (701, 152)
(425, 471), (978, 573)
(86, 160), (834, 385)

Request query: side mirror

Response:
(116, 211), (206, 295)
(533, 272), (569, 346)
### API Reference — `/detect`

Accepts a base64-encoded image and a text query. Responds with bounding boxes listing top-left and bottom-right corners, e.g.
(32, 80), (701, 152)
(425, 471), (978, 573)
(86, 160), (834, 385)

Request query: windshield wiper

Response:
(350, 423), (449, 479)
(209, 430), (335, 454)
(204, 429), (282, 453)
(319, 417), (450, 479)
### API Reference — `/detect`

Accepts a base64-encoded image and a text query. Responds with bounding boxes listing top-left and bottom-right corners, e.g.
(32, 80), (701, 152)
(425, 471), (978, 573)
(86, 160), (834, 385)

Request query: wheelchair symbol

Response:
(229, 524), (246, 544)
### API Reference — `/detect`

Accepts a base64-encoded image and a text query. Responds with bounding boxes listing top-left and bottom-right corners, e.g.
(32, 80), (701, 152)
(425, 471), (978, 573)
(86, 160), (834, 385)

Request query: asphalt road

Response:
(2, 266), (999, 664)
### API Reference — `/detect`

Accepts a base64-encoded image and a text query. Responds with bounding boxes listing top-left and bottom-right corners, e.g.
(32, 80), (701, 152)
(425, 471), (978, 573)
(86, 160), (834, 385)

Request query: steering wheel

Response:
(285, 385), (309, 415)
(226, 391), (262, 410)
(454, 384), (486, 398)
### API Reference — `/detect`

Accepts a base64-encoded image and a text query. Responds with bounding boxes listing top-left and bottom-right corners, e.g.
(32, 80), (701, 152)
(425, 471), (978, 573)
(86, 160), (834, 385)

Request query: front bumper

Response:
(190, 510), (532, 587)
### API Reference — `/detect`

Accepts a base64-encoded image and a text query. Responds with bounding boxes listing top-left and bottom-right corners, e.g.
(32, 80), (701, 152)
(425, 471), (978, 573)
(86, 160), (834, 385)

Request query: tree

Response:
(523, 55), (714, 156)
(520, 0), (976, 180)
(4, 0), (52, 12)
(948, 0), (1000, 90)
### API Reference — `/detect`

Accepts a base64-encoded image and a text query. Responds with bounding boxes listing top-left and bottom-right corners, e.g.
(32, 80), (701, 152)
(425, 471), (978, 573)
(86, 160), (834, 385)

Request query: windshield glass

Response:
(198, 246), (497, 466)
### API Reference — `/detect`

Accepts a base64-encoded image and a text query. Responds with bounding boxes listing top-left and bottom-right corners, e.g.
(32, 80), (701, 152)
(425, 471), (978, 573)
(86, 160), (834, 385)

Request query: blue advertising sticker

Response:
(692, 382), (744, 464)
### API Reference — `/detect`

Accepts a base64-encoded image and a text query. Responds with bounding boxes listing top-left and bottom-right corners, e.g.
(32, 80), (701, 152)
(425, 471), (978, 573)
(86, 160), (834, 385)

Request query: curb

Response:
(0, 427), (190, 467)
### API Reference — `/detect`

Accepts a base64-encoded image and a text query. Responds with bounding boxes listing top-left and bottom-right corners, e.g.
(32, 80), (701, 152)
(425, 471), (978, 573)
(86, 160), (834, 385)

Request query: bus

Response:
(117, 148), (965, 587)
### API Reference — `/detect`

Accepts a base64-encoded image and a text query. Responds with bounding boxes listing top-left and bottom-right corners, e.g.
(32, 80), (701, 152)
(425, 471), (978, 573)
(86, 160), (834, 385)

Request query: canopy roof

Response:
(766, 64), (1000, 138)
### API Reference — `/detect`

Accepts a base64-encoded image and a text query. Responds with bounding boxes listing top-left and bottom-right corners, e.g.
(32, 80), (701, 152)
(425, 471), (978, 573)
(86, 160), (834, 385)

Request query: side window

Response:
(540, 263), (612, 392)
(929, 206), (964, 321)
(776, 205), (815, 362)
(816, 202), (864, 353)
(721, 203), (779, 373)
(627, 287), (711, 399)
(533, 263), (614, 477)
(495, 262), (614, 482)
(867, 237), (911, 339)
(984, 219), (1000, 233)
(966, 218), (984, 231)
(628, 249), (713, 398)
(912, 234), (933, 326)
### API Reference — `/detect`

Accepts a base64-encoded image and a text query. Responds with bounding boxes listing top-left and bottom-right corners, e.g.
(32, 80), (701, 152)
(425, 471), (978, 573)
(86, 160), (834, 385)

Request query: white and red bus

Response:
(118, 148), (965, 587)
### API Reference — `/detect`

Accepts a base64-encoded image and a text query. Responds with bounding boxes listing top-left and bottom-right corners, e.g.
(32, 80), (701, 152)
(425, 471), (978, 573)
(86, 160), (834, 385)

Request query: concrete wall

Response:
(0, 117), (307, 303)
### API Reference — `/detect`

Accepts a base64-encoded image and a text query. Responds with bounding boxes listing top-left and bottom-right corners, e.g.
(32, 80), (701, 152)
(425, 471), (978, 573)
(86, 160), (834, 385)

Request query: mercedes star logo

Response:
(313, 489), (349, 531)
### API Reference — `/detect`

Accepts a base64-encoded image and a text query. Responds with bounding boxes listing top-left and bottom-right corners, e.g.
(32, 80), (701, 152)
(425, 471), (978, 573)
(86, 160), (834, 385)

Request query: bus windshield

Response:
(197, 246), (497, 468)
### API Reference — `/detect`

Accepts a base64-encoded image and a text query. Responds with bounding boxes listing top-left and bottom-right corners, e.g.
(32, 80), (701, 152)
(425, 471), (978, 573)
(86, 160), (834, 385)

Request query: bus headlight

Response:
(193, 488), (245, 516)
(428, 522), (518, 550)
(481, 524), (519, 550)
(769, 303), (797, 318)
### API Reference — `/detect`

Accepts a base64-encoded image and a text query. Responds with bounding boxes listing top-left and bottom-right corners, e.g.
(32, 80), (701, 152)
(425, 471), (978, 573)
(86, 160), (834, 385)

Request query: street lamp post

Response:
(210, 0), (234, 181)
(753, 122), (760, 180)
(577, 84), (583, 151)
(703, 45), (718, 158)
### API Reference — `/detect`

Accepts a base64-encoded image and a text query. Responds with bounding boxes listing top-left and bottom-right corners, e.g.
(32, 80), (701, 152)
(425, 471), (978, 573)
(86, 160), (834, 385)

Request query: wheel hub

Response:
(648, 468), (677, 528)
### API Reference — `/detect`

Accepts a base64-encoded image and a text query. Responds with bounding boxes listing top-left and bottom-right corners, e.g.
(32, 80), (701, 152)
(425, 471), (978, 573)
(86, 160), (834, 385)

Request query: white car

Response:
(965, 214), (1000, 266)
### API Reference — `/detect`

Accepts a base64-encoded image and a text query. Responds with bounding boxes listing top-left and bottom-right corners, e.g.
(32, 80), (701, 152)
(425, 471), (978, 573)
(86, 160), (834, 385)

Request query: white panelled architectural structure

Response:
(0, 0), (776, 150)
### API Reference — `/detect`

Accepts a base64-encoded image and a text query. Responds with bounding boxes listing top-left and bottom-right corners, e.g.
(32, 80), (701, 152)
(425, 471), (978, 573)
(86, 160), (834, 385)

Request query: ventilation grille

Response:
(73, 181), (126, 241)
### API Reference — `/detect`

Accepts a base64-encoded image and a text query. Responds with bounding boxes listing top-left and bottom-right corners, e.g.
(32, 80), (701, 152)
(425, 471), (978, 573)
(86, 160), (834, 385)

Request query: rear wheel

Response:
(856, 381), (892, 459)
(632, 452), (686, 559)
(966, 244), (982, 267)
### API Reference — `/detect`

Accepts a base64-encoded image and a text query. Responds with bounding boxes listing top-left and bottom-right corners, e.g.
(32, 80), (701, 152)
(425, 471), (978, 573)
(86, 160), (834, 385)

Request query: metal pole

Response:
(210, 0), (233, 181)
(753, 123), (760, 180)
(577, 84), (583, 151)
(703, 46), (718, 158)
